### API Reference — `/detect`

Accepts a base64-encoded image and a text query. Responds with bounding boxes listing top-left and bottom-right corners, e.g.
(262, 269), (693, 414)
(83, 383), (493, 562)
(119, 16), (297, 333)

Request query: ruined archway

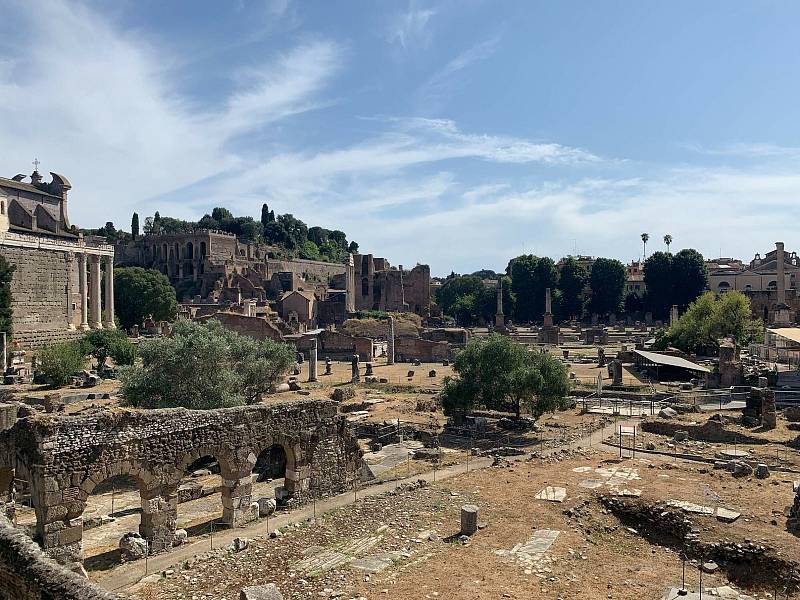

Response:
(175, 454), (225, 540)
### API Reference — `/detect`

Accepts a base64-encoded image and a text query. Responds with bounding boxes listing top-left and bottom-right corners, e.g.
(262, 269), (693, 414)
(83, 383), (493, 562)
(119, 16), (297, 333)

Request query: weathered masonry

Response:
(0, 399), (362, 564)
(0, 169), (115, 347)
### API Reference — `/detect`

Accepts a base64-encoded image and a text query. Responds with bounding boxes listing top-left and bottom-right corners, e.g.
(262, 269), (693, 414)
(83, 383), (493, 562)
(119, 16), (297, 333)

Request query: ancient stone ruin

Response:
(0, 399), (362, 564)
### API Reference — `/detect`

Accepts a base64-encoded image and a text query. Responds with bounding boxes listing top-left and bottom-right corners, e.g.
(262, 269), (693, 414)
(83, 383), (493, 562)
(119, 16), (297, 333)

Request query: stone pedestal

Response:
(351, 354), (360, 383)
(460, 504), (479, 536)
(762, 389), (777, 430)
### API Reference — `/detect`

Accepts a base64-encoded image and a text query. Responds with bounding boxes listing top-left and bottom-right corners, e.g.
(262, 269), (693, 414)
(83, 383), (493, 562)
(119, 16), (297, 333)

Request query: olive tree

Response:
(440, 334), (570, 419)
(120, 319), (294, 409)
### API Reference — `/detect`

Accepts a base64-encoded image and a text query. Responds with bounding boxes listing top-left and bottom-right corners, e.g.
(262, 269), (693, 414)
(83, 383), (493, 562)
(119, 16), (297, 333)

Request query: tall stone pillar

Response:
(777, 241), (786, 306)
(495, 278), (504, 328)
(308, 338), (318, 382)
(88, 255), (102, 329)
(65, 252), (75, 329)
(543, 287), (554, 327)
(103, 257), (115, 329)
(78, 253), (89, 330)
(351, 354), (360, 383)
(387, 316), (395, 365)
(670, 305), (679, 328)
(140, 486), (178, 553)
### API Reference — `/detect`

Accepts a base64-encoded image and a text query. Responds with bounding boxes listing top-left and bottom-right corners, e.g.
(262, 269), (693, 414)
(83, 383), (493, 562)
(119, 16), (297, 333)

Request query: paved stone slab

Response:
(294, 535), (382, 575)
(349, 551), (404, 573)
(572, 466), (593, 473)
(662, 586), (754, 600)
(667, 500), (740, 523)
(535, 486), (566, 502)
(494, 529), (560, 569)
(578, 479), (605, 489)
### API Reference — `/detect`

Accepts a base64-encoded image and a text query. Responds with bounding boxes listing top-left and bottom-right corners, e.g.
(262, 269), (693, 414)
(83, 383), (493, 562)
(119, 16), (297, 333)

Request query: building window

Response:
(718, 281), (730, 292)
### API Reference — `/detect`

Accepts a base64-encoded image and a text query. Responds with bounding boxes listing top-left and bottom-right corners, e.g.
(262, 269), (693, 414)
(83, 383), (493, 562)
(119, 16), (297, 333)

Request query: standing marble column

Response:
(387, 316), (395, 365)
(308, 338), (318, 382)
(88, 255), (103, 329)
(78, 253), (89, 330)
(103, 257), (116, 329)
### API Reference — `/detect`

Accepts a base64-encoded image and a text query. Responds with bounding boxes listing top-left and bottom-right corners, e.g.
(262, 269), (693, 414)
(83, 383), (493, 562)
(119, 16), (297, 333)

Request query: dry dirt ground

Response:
(125, 445), (800, 600)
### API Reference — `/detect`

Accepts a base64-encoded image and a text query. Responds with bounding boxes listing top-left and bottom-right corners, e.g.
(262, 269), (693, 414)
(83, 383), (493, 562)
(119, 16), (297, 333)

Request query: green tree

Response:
(671, 249), (708, 310)
(114, 267), (178, 330)
(0, 256), (16, 338)
(435, 275), (484, 319)
(557, 258), (587, 321)
(277, 214), (308, 249)
(440, 335), (570, 419)
(260, 203), (270, 229)
(211, 207), (233, 222)
(299, 240), (321, 260)
(643, 251), (674, 319)
(38, 342), (86, 387)
(641, 232), (649, 258)
(663, 234), (672, 252)
(119, 319), (294, 409)
(655, 291), (761, 354)
(644, 249), (707, 319)
(508, 255), (558, 322)
(131, 212), (139, 240)
(347, 241), (359, 254)
(588, 258), (626, 316)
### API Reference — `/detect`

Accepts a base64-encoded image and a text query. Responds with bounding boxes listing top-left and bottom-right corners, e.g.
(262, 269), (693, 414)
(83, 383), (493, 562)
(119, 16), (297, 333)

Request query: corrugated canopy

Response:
(633, 349), (710, 373)
(769, 328), (800, 344)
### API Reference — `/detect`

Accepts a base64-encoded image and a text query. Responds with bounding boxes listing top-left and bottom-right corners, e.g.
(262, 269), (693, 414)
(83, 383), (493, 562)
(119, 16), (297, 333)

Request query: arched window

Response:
(768, 280), (777, 291)
(718, 281), (730, 292)
(186, 242), (194, 260)
(200, 241), (207, 258)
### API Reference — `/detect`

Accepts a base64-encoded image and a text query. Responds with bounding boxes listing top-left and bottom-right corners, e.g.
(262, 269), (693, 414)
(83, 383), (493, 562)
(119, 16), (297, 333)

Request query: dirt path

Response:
(98, 418), (626, 593)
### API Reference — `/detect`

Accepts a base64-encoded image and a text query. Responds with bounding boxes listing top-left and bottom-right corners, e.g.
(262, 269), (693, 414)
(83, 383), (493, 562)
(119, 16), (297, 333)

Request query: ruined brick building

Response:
(116, 232), (434, 322)
(353, 254), (431, 318)
(0, 169), (115, 347)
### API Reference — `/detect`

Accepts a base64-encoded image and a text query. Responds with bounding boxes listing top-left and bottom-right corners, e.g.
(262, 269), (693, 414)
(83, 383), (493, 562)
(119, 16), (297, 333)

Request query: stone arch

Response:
(717, 281), (730, 292)
(768, 280), (778, 290)
(186, 241), (194, 259)
(178, 447), (238, 481)
(251, 435), (300, 496)
(161, 243), (168, 260)
(200, 241), (207, 258)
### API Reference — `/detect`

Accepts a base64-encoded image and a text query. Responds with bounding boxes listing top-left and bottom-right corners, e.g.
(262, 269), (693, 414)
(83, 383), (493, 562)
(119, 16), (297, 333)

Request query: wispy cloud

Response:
(418, 35), (501, 110)
(684, 141), (800, 160)
(387, 3), (437, 50)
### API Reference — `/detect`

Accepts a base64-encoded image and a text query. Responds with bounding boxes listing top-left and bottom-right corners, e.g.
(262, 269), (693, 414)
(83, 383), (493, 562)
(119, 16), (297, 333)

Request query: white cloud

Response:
(0, 0), (342, 226)
(387, 3), (437, 50)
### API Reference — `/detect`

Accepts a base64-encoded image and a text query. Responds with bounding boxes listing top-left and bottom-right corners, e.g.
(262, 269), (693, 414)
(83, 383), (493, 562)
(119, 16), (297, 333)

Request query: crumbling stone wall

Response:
(641, 418), (770, 445)
(0, 245), (82, 347)
(1, 399), (362, 563)
(395, 337), (450, 362)
(0, 514), (118, 600)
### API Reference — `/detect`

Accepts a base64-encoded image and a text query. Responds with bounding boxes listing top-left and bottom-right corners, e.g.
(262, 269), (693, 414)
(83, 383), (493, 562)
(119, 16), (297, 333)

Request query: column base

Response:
(103, 322), (116, 330)
(89, 323), (103, 330)
(79, 324), (90, 331)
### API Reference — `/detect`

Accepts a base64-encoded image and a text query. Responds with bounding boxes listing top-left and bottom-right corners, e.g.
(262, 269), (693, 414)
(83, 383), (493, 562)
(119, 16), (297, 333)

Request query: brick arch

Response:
(78, 460), (151, 503)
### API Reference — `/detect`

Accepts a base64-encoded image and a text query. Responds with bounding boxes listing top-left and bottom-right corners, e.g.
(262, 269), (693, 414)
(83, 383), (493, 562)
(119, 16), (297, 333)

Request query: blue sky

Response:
(2, 0), (800, 275)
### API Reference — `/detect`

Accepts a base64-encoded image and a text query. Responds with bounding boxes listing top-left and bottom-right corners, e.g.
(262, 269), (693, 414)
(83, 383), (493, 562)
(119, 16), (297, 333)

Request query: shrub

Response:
(38, 342), (86, 387)
(81, 329), (137, 366)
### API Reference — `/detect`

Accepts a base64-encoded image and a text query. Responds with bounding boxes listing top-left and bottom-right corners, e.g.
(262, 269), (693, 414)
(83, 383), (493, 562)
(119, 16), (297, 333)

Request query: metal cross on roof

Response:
(32, 158), (40, 171)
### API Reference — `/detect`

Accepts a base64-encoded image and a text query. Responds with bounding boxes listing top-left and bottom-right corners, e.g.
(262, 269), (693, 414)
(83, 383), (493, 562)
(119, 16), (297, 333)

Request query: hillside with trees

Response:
(83, 204), (359, 265)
